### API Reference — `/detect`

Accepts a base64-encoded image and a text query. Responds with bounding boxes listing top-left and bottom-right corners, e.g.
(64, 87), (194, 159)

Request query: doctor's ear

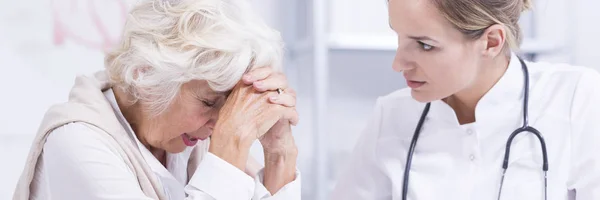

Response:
(479, 24), (507, 58)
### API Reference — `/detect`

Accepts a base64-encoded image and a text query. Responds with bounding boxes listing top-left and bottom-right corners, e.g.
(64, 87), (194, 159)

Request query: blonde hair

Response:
(105, 0), (283, 115)
(431, 0), (532, 52)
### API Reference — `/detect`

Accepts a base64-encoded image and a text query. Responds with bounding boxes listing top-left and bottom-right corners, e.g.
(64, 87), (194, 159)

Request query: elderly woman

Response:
(13, 0), (300, 199)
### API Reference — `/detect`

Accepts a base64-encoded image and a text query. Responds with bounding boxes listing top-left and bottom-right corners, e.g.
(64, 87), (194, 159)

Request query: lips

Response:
(182, 133), (199, 147)
(406, 80), (426, 89)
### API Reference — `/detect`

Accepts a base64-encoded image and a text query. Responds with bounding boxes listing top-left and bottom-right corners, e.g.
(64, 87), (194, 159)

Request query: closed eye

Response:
(201, 100), (216, 108)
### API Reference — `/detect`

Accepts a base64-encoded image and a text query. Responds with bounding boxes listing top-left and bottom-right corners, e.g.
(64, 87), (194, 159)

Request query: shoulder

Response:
(47, 122), (114, 145)
(43, 122), (136, 181)
(527, 60), (600, 85)
(527, 61), (600, 101)
(39, 123), (148, 199)
(45, 122), (124, 161)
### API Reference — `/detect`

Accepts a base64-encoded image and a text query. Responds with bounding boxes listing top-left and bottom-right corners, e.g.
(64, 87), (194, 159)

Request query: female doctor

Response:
(331, 0), (600, 199)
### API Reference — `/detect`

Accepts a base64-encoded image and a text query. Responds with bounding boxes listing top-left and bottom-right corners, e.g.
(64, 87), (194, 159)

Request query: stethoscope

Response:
(401, 57), (549, 200)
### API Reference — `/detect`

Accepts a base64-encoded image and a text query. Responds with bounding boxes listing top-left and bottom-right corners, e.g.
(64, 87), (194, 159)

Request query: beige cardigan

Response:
(12, 71), (206, 200)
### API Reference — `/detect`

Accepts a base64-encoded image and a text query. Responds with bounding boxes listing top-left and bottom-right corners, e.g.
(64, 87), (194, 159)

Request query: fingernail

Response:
(270, 96), (278, 102)
(254, 81), (263, 88)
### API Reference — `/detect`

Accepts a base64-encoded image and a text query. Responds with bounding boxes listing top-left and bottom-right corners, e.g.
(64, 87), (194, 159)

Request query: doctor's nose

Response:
(392, 53), (416, 72)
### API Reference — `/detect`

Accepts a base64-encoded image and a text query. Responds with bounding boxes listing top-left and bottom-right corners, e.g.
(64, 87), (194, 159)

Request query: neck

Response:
(112, 87), (167, 165)
(443, 55), (510, 125)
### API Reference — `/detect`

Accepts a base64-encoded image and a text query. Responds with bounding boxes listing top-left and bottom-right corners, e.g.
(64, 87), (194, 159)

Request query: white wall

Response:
(573, 0), (600, 69)
(0, 0), (139, 198)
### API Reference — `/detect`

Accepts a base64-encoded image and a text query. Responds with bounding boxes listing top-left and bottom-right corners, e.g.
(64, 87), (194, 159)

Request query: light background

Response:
(1, 0), (599, 199)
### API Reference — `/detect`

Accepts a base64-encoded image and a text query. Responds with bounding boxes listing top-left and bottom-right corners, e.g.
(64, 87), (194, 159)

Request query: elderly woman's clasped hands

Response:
(210, 66), (299, 194)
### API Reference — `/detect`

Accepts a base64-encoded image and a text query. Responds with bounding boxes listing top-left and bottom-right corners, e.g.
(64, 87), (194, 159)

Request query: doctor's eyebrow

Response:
(408, 36), (438, 43)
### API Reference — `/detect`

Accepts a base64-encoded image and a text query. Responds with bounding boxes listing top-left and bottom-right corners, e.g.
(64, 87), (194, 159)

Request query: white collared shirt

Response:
(331, 54), (600, 200)
(33, 89), (301, 200)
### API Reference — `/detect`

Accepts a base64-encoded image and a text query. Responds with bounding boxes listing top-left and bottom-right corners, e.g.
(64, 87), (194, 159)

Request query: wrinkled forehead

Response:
(388, 0), (455, 40)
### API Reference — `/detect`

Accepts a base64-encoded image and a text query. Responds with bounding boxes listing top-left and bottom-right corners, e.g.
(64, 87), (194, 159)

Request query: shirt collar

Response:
(428, 53), (526, 125)
(477, 53), (525, 110)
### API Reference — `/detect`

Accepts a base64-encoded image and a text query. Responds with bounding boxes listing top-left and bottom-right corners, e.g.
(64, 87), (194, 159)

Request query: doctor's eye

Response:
(418, 41), (434, 51)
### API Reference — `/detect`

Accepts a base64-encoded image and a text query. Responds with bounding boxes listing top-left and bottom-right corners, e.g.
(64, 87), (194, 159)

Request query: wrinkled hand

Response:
(259, 120), (297, 158)
(242, 67), (299, 156)
(209, 82), (293, 170)
(243, 67), (298, 194)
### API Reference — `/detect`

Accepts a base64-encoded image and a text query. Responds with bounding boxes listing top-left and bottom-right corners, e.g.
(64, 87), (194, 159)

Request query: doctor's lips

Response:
(406, 79), (426, 89)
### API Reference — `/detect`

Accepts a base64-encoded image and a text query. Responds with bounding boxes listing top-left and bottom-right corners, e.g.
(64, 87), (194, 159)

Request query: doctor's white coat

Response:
(332, 55), (600, 200)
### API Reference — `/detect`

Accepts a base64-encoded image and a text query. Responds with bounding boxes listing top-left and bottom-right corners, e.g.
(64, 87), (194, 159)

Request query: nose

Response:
(204, 109), (219, 130)
(204, 119), (216, 130)
(190, 112), (217, 138)
(392, 50), (416, 72)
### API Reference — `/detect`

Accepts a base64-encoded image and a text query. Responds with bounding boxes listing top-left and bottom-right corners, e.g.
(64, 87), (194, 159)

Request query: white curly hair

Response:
(105, 0), (283, 115)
